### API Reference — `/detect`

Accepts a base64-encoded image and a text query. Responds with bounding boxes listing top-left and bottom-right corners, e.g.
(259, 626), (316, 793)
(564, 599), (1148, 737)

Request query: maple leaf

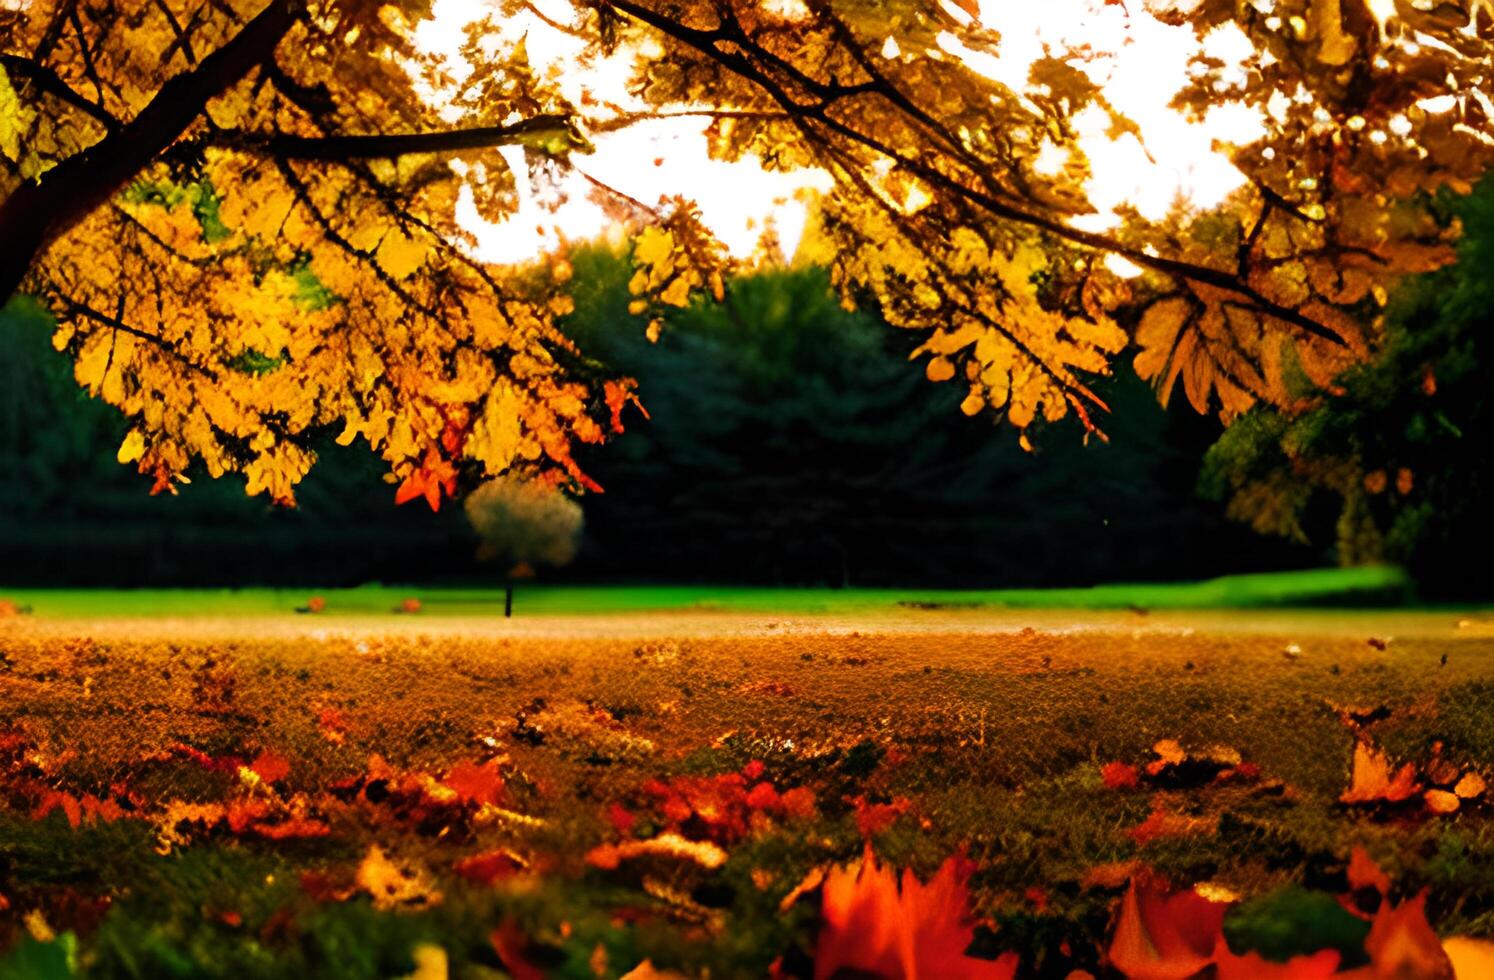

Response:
(1108, 878), (1228, 980)
(1360, 892), (1455, 979)
(1341, 739), (1421, 805)
(1211, 942), (1341, 979)
(248, 749), (291, 785)
(442, 759), (505, 807)
(395, 448), (459, 512)
(814, 848), (1018, 980)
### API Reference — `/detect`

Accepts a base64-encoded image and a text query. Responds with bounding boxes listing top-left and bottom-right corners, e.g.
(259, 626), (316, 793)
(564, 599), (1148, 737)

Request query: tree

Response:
(2, 0), (1490, 504)
(464, 474), (582, 615)
(1201, 176), (1494, 596)
(565, 247), (1306, 587)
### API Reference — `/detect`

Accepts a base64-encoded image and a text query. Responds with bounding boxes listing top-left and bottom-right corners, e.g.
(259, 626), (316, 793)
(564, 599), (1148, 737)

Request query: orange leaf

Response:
(1347, 846), (1392, 898)
(444, 760), (505, 807)
(1364, 893), (1455, 979)
(1341, 740), (1420, 804)
(250, 750), (292, 784)
(1443, 937), (1494, 979)
(454, 850), (524, 886)
(1108, 878), (1228, 980)
(815, 848), (1018, 980)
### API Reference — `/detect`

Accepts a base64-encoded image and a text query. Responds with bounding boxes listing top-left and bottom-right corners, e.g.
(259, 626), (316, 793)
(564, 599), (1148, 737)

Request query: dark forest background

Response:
(6, 178), (1493, 592)
(0, 257), (1310, 589)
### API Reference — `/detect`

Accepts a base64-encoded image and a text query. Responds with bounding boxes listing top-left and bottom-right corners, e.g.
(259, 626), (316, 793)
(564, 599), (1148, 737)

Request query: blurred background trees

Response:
(465, 476), (583, 615)
(10, 175), (1494, 597)
(1200, 177), (1494, 599)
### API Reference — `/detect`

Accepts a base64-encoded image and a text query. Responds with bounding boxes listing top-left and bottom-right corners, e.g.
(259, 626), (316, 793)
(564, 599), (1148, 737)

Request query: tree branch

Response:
(0, 54), (120, 133)
(203, 114), (577, 161)
(598, 0), (1350, 349)
(0, 0), (298, 309)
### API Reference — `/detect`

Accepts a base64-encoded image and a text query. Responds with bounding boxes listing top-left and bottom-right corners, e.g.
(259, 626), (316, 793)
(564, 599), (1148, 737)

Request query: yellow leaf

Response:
(117, 430), (146, 465)
(0, 65), (36, 162)
(659, 276), (692, 307)
(376, 230), (427, 280)
(926, 357), (956, 382)
(1133, 297), (1190, 385)
(634, 227), (675, 268)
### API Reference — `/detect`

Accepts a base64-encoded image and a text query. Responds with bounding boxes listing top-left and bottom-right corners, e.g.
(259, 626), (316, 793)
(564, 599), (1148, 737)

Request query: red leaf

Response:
(491, 921), (546, 980)
(34, 790), (82, 828)
(454, 850), (523, 886)
(252, 817), (330, 840)
(250, 750), (292, 784)
(444, 760), (505, 807)
(1212, 941), (1340, 979)
(850, 795), (912, 838)
(815, 848), (1017, 980)
(1102, 761), (1141, 790)
(606, 802), (636, 836)
(1347, 845), (1392, 899)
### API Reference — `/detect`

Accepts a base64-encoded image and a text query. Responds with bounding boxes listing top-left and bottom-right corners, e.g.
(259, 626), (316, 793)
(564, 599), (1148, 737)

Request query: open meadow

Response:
(4, 593), (1494, 977)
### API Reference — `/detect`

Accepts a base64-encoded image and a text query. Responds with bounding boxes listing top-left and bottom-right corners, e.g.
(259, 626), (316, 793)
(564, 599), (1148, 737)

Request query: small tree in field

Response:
(464, 477), (583, 617)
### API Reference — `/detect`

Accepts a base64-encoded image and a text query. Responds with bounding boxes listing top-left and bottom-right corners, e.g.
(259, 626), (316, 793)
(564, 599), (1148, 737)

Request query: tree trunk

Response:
(504, 580), (513, 618)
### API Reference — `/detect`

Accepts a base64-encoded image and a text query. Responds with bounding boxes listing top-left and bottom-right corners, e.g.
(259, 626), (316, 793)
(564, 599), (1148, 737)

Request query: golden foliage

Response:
(1, 0), (1492, 497)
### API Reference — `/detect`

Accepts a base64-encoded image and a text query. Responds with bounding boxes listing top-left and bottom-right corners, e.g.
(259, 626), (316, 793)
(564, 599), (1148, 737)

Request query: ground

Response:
(2, 590), (1493, 977)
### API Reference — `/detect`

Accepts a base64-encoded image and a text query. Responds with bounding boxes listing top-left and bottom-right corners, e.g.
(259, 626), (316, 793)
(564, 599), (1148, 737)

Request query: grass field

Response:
(3, 597), (1494, 977)
(0, 565), (1421, 620)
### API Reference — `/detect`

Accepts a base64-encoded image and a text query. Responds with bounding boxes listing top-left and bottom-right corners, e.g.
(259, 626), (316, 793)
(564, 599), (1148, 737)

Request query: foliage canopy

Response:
(1, 0), (1491, 502)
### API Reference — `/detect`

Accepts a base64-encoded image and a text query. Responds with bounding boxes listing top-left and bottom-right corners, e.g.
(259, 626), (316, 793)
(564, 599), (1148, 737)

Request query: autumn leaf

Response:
(248, 749), (291, 785)
(442, 759), (505, 807)
(1443, 937), (1494, 979)
(354, 845), (442, 911)
(1108, 878), (1228, 980)
(814, 848), (1018, 980)
(1362, 893), (1455, 979)
(1341, 740), (1421, 805)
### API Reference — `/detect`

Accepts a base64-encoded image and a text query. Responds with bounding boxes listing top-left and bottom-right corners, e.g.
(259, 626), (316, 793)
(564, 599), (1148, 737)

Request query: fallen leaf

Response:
(1108, 878), (1228, 980)
(1341, 740), (1420, 805)
(1102, 761), (1141, 790)
(453, 849), (524, 886)
(850, 795), (912, 837)
(815, 848), (1017, 980)
(1129, 807), (1215, 845)
(1454, 772), (1486, 800)
(1426, 789), (1461, 815)
(1347, 846), (1391, 898)
(355, 845), (441, 910)
(443, 760), (505, 807)
(249, 750), (292, 785)
(585, 832), (728, 871)
(1363, 892), (1454, 979)
(1212, 941), (1340, 980)
(1443, 937), (1494, 979)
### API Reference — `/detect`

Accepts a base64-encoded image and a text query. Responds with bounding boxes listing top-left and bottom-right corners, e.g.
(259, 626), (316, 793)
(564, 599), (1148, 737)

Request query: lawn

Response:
(1, 565), (1418, 620)
(3, 598), (1493, 977)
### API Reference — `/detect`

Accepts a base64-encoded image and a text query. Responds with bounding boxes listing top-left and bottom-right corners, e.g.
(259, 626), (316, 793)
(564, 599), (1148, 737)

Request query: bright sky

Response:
(414, 0), (1271, 265)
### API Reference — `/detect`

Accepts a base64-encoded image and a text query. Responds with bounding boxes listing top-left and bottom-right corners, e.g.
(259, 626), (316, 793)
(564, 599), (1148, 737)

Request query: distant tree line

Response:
(0, 253), (1330, 590)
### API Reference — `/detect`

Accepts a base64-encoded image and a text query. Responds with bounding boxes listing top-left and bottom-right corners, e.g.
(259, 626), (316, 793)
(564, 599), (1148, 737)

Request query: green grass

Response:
(2, 565), (1418, 618)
